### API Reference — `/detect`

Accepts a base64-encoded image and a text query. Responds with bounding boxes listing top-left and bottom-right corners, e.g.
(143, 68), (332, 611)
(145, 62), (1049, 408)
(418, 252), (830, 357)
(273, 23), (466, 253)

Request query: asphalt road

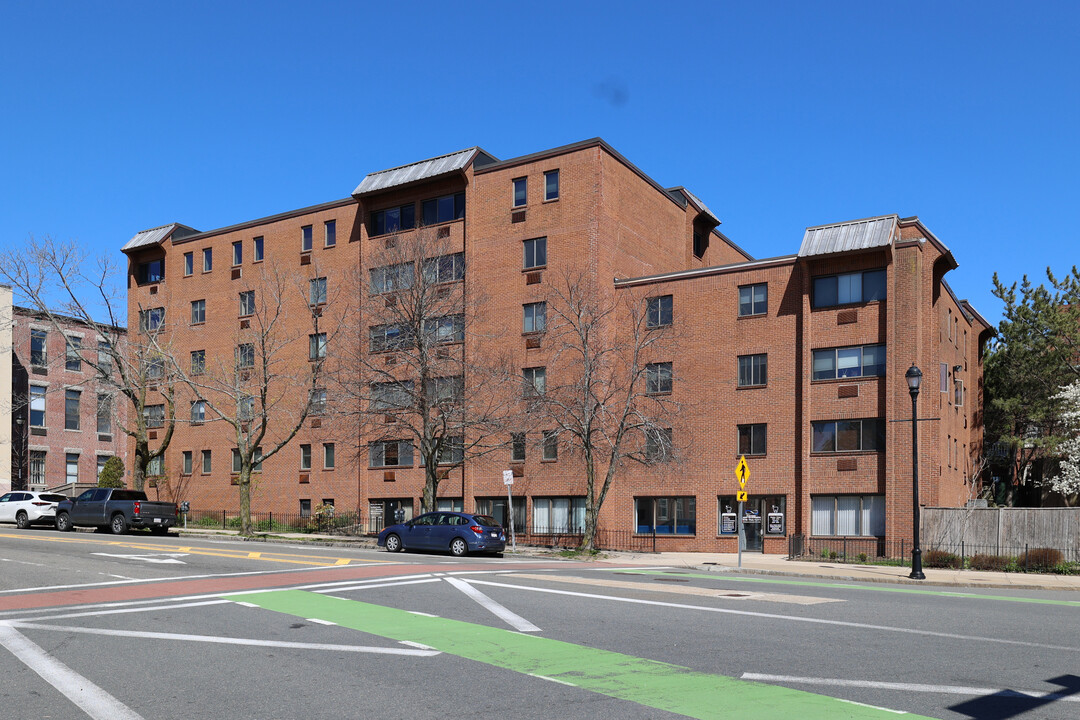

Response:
(0, 526), (1077, 720)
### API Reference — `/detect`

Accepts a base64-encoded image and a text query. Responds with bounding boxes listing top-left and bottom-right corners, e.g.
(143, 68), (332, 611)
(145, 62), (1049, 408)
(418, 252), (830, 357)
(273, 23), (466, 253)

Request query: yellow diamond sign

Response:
(736, 455), (750, 489)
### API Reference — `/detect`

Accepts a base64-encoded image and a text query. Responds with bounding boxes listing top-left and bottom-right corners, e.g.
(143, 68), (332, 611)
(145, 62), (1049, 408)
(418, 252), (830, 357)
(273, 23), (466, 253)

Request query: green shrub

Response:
(924, 550), (961, 569)
(857, 552), (868, 563)
(1021, 547), (1064, 572)
(97, 456), (126, 488)
(969, 554), (1010, 571)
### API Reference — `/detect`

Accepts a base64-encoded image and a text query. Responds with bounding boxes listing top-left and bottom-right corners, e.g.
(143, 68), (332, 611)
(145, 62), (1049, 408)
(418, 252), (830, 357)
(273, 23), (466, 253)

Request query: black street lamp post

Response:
(905, 364), (925, 580)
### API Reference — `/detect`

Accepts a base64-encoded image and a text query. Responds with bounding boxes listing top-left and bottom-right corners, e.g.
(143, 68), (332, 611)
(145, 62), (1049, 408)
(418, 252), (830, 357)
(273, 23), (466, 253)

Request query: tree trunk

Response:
(580, 454), (598, 551)
(239, 469), (252, 536)
(422, 465), (439, 515)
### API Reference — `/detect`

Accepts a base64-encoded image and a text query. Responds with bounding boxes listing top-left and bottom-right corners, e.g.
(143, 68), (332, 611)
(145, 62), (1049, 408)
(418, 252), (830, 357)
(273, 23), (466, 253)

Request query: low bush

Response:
(969, 554), (1010, 571)
(1021, 547), (1064, 573)
(924, 550), (961, 569)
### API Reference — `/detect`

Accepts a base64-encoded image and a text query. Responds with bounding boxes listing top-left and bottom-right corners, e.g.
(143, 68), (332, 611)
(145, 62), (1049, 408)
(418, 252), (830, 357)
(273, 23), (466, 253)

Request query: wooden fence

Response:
(922, 507), (1080, 559)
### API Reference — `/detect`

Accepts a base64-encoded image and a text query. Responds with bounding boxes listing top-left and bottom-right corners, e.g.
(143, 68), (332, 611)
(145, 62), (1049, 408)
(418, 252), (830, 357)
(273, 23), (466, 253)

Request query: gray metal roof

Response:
(352, 148), (482, 196)
(681, 188), (720, 225)
(122, 223), (180, 252)
(798, 215), (898, 257)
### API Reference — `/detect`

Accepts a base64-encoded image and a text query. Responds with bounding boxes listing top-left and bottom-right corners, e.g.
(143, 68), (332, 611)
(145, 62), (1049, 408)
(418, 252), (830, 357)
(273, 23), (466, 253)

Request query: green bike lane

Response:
(227, 589), (932, 719)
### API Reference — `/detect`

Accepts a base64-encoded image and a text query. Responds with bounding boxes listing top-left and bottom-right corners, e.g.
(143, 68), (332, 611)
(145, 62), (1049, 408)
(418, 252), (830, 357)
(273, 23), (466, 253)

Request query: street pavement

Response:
(172, 527), (1080, 591)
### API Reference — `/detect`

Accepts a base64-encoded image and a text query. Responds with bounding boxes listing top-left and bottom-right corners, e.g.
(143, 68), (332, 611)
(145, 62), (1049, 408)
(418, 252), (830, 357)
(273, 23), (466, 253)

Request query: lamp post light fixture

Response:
(905, 363), (925, 580)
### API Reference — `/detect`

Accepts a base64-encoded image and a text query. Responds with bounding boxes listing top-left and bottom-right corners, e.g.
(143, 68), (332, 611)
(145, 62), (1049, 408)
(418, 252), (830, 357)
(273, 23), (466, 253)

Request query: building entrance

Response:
(742, 499), (763, 552)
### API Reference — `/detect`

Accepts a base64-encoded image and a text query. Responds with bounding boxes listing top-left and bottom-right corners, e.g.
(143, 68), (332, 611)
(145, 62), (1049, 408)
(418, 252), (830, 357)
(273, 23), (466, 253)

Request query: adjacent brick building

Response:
(122, 138), (991, 552)
(9, 306), (129, 494)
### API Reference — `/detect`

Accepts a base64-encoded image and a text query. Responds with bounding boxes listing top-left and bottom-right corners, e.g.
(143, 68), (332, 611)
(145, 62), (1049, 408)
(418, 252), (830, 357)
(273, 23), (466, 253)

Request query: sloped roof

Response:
(122, 223), (198, 252)
(353, 148), (494, 196)
(798, 215), (898, 257)
(681, 188), (720, 225)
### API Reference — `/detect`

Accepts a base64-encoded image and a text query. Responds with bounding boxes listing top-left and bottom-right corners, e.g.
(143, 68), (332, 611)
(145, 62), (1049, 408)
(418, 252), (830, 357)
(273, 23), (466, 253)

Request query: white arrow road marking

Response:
(0, 624), (144, 720)
(446, 577), (541, 632)
(9, 622), (441, 656)
(741, 674), (1080, 703)
(91, 553), (189, 564)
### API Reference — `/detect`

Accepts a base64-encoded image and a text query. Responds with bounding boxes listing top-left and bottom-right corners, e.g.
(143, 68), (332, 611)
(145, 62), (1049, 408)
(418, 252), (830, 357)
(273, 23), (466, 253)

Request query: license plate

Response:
(490, 532), (497, 537)
(154, 518), (162, 523)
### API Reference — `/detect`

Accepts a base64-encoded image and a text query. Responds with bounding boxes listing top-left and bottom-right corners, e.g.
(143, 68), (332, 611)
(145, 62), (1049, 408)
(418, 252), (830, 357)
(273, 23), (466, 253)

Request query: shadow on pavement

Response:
(949, 674), (1080, 719)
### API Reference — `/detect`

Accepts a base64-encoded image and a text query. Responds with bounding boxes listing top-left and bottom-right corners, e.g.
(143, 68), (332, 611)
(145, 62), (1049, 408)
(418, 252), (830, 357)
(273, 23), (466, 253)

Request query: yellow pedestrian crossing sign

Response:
(736, 455), (750, 489)
(736, 490), (748, 502)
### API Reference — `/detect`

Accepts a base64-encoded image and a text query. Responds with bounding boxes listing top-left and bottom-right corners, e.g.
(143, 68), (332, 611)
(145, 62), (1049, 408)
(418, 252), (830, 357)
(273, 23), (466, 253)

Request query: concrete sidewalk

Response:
(599, 550), (1080, 591)
(175, 527), (1079, 592)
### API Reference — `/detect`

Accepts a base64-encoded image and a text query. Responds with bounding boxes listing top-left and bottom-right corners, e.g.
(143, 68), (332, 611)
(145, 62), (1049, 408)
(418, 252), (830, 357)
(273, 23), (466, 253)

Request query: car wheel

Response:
(55, 512), (73, 532)
(384, 533), (402, 552)
(16, 512), (30, 530)
(110, 514), (129, 535)
(449, 537), (468, 557)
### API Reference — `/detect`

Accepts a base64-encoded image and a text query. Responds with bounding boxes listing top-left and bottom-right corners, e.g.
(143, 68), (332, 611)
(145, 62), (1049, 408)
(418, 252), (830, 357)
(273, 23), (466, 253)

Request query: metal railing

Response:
(788, 534), (1080, 571)
(184, 508), (366, 536)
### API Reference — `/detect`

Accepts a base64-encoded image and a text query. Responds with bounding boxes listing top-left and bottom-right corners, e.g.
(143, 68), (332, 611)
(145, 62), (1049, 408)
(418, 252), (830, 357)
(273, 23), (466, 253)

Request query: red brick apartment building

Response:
(122, 138), (991, 552)
(9, 307), (129, 493)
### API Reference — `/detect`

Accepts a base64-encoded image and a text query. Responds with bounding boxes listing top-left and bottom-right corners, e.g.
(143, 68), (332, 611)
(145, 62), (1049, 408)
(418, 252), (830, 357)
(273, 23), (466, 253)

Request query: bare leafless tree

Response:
(330, 228), (516, 514)
(157, 261), (336, 536)
(0, 235), (175, 491)
(528, 272), (681, 551)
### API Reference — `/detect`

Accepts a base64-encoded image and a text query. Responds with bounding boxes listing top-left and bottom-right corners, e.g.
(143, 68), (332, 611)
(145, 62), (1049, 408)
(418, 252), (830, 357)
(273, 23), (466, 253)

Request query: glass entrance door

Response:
(742, 498), (763, 552)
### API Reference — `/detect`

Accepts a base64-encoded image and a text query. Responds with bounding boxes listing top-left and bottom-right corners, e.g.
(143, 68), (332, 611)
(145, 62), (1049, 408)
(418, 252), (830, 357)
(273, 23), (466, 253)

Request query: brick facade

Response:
(123, 138), (991, 552)
(10, 307), (129, 492)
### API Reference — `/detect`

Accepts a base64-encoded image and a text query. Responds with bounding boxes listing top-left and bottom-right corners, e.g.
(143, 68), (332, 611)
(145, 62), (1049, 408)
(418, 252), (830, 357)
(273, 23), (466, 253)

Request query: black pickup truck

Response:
(55, 488), (178, 535)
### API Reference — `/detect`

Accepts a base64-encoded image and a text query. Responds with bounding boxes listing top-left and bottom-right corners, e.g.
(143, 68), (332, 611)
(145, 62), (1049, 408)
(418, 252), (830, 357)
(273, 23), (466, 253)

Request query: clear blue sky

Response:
(3, 1), (1078, 325)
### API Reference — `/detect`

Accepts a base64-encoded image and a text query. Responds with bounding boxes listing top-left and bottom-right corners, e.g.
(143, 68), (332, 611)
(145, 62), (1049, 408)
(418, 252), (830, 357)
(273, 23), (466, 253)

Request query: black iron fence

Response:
(183, 508), (367, 536)
(788, 534), (1080, 572)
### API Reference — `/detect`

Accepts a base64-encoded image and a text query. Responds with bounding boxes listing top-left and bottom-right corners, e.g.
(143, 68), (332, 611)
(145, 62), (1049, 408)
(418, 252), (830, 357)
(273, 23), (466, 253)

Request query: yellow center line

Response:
(0, 532), (384, 567)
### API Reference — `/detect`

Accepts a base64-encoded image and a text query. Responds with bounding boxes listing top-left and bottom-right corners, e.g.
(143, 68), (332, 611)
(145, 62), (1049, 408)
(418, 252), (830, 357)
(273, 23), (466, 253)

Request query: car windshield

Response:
(472, 515), (499, 527)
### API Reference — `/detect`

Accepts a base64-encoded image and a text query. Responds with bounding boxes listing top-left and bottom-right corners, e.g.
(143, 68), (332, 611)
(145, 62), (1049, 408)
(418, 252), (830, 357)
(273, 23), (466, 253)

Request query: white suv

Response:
(0, 491), (70, 529)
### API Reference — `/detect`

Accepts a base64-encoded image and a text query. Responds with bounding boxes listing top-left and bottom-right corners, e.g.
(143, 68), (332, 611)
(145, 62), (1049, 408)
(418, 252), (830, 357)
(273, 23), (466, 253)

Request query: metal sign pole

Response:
(506, 482), (516, 553)
(737, 499), (744, 568)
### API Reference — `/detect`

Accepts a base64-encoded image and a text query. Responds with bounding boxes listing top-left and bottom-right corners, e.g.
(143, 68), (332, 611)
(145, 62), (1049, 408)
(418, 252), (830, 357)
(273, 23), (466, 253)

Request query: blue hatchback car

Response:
(377, 511), (506, 556)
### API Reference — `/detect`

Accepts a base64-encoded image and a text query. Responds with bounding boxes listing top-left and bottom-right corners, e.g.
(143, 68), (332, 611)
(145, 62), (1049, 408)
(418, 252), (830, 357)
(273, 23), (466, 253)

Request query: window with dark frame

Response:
(644, 427), (673, 462)
(202, 449), (212, 474)
(190, 349), (205, 376)
(737, 423), (767, 455)
(738, 283), (767, 316)
(423, 314), (464, 344)
(323, 443), (335, 469)
(191, 400), (206, 424)
(143, 403), (164, 429)
(371, 204), (416, 236)
(421, 193), (465, 225)
(96, 394), (111, 434)
(544, 170), (559, 201)
(65, 389), (81, 430)
(523, 237), (547, 269)
(646, 362), (673, 394)
(29, 386), (45, 427)
(65, 336), (81, 371)
(369, 440), (414, 467)
(812, 269), (887, 308)
(422, 253), (465, 283)
(140, 307), (165, 333)
(137, 259), (164, 284)
(309, 333), (327, 360)
(370, 323), (413, 353)
(371, 262), (415, 294)
(513, 177), (527, 207)
(811, 418), (886, 453)
(310, 277), (327, 306)
(635, 496), (695, 534)
(811, 494), (884, 536)
(812, 345), (885, 381)
(646, 295), (673, 328)
(737, 354), (767, 387)
(511, 433), (526, 462)
(309, 388), (327, 414)
(30, 329), (47, 366)
(543, 430), (558, 461)
(182, 451), (193, 475)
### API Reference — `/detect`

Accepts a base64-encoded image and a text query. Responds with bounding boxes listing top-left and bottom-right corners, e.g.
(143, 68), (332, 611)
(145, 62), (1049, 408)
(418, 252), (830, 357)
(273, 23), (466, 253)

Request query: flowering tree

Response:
(1049, 381), (1080, 500)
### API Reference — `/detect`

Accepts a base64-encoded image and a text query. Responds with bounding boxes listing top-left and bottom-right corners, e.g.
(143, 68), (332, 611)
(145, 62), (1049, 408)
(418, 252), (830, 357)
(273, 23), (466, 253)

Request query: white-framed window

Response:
(301, 225), (313, 252)
(523, 302), (546, 333)
(183, 252), (194, 276)
(811, 495), (884, 537)
(29, 385), (46, 427)
(309, 333), (327, 360)
(533, 497), (585, 534)
(232, 241), (242, 266)
(191, 299), (206, 324)
(182, 451), (193, 475)
(513, 177), (527, 207)
(202, 449), (212, 473)
(543, 430), (558, 461)
(309, 277), (327, 306)
(202, 248), (213, 272)
(323, 443), (335, 469)
(300, 444), (311, 471)
(523, 367), (546, 397)
(238, 291), (255, 317)
(253, 236), (264, 262)
(191, 400), (206, 424)
(324, 220), (336, 247)
(65, 453), (79, 484)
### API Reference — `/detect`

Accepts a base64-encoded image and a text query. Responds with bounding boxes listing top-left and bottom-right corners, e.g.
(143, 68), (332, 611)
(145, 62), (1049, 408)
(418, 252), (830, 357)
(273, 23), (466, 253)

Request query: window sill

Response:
(737, 312), (767, 319)
(736, 384), (767, 390)
(191, 322), (205, 327)
(542, 196), (559, 204)
(522, 265), (547, 273)
(323, 466), (335, 472)
(646, 324), (672, 331)
(809, 450), (883, 457)
(646, 391), (673, 397)
(811, 376), (883, 384)
(736, 453), (767, 458)
(323, 243), (336, 250)
(369, 465), (414, 471)
(540, 458), (558, 463)
(183, 273), (193, 278)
